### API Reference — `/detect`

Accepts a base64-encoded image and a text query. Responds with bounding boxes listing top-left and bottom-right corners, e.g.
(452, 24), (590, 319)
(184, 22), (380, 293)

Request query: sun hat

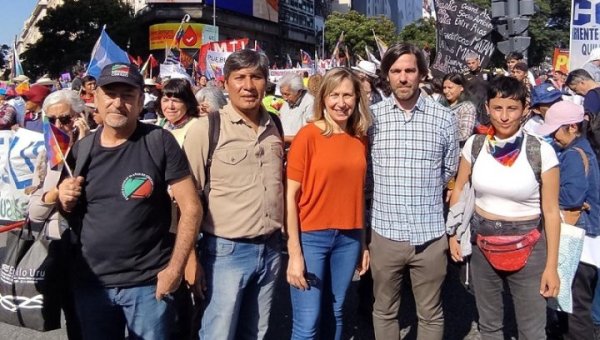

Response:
(351, 60), (378, 78)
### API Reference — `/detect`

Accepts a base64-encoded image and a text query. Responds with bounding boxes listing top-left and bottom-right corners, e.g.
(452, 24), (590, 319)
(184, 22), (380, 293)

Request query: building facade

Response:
(353, 0), (423, 32)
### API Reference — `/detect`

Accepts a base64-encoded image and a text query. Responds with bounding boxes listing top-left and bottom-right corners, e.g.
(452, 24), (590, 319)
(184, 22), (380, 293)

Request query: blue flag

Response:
(86, 26), (129, 78)
(12, 42), (24, 78)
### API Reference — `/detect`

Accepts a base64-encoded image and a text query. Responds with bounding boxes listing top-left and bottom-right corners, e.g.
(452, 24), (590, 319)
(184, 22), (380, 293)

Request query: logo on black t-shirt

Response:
(121, 173), (154, 200)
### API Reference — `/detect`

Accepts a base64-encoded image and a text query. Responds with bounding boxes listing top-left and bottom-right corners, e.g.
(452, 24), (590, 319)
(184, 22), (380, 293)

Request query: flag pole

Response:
(169, 14), (191, 51)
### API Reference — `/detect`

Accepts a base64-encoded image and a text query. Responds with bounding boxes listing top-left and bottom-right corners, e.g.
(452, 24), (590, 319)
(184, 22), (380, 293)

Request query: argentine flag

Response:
(86, 25), (129, 78)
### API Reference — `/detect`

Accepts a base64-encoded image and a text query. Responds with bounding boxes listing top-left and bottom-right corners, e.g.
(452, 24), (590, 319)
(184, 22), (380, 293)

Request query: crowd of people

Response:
(1, 42), (600, 340)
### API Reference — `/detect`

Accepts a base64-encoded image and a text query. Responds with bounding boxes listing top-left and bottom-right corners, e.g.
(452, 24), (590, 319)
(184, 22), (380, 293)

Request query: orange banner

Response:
(553, 48), (570, 74)
(149, 23), (217, 50)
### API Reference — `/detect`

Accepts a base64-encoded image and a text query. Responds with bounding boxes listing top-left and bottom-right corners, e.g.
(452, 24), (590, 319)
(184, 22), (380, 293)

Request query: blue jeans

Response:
(72, 283), (174, 340)
(290, 229), (361, 340)
(199, 232), (282, 340)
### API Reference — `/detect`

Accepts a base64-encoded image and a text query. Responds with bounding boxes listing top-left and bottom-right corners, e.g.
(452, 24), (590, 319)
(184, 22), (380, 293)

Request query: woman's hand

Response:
(540, 267), (560, 298)
(449, 235), (463, 262)
(357, 247), (370, 276)
(286, 252), (309, 291)
(74, 113), (90, 140)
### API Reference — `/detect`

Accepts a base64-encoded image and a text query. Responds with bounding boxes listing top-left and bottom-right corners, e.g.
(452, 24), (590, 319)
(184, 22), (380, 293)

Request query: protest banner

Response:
(268, 68), (313, 83)
(552, 48), (570, 73)
(205, 51), (231, 80)
(198, 38), (249, 76)
(569, 0), (600, 70)
(431, 0), (494, 77)
(0, 129), (45, 223)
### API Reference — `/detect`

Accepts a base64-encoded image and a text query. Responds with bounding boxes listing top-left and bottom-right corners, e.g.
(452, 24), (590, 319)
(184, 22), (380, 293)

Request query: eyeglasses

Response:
(47, 115), (73, 125)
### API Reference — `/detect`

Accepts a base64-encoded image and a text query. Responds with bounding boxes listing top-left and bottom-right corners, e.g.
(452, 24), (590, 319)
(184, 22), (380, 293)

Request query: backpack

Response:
(470, 133), (542, 184)
(202, 111), (283, 204)
(583, 88), (600, 157)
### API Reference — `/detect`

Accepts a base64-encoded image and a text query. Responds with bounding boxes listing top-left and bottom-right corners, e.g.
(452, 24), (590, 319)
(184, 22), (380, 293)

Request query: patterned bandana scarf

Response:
(485, 127), (524, 167)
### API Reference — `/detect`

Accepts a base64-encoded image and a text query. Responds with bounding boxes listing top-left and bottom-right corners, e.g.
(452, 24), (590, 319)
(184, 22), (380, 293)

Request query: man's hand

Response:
(58, 176), (84, 212)
(156, 265), (182, 300)
(184, 253), (206, 299)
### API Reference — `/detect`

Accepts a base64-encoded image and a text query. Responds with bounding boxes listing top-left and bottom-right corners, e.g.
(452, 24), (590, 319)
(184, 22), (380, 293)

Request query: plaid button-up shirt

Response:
(367, 95), (459, 245)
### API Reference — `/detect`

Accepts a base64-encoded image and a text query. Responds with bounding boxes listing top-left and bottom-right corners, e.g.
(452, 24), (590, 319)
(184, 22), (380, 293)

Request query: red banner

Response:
(197, 38), (250, 76)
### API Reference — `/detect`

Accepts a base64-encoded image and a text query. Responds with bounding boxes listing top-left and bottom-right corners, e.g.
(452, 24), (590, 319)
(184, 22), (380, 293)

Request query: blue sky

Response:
(0, 0), (38, 46)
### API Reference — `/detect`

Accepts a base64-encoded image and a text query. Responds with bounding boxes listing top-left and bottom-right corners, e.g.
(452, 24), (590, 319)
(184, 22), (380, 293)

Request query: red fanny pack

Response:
(476, 228), (541, 272)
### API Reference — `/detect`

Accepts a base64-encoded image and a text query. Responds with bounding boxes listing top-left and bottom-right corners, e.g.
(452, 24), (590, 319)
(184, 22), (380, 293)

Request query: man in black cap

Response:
(57, 63), (202, 339)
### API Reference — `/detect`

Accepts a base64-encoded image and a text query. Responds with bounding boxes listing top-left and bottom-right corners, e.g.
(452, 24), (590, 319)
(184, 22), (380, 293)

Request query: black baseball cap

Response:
(96, 63), (144, 90)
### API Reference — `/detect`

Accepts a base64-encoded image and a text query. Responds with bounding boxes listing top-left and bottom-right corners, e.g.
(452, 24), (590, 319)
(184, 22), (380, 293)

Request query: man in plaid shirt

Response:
(367, 43), (459, 340)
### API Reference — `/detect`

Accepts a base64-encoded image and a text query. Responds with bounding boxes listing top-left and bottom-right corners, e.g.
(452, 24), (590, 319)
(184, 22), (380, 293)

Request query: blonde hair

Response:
(313, 68), (372, 137)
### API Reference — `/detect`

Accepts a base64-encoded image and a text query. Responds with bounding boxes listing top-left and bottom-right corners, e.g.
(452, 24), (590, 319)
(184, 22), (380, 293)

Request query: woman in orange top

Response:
(286, 68), (372, 340)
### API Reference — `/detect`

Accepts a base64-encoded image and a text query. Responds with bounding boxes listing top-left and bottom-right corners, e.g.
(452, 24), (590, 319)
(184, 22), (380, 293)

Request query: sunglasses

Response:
(47, 115), (73, 125)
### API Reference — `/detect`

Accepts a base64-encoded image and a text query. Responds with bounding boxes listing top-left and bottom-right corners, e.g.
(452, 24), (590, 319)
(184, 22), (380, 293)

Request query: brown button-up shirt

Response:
(183, 104), (284, 239)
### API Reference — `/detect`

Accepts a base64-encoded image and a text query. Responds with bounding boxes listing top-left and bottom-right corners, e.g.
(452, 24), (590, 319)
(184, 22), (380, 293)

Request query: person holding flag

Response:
(27, 89), (91, 340)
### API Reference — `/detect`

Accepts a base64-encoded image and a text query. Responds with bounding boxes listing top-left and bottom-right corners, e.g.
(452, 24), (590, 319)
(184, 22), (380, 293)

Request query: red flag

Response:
(128, 54), (138, 65)
(149, 54), (159, 68)
(179, 49), (193, 68)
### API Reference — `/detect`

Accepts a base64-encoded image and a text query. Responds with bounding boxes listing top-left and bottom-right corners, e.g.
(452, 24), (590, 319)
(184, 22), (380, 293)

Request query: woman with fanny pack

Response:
(449, 76), (561, 339)
(536, 100), (600, 339)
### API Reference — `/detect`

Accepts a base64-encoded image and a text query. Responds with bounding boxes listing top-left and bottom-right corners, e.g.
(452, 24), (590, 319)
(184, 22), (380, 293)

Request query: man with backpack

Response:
(57, 63), (202, 339)
(566, 69), (600, 156)
(183, 49), (284, 339)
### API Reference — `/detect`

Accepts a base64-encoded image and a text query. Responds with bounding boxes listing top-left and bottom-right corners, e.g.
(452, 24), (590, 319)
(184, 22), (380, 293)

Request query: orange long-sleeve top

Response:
(286, 123), (367, 232)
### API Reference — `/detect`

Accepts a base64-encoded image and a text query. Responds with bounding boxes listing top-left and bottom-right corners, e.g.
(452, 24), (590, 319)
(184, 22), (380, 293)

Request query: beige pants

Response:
(370, 231), (448, 340)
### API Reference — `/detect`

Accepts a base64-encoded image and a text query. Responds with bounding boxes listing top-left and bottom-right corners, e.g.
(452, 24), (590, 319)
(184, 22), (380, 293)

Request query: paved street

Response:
(0, 231), (492, 339)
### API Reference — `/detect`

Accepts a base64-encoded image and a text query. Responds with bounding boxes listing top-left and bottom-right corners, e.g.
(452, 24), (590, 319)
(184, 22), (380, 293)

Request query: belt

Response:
(205, 231), (280, 244)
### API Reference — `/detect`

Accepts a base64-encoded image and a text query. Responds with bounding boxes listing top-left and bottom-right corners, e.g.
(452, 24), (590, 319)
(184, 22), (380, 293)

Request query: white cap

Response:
(588, 48), (600, 63)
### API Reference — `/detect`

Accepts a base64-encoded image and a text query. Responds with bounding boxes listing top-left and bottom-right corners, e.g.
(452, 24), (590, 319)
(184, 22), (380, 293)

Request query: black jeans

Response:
(558, 262), (598, 340)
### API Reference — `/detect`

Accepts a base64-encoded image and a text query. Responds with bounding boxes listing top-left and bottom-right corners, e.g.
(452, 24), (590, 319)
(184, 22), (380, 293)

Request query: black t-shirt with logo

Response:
(70, 123), (190, 287)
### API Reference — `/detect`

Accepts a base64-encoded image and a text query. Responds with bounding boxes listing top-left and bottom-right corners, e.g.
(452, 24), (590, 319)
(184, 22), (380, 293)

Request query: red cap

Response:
(22, 85), (51, 105)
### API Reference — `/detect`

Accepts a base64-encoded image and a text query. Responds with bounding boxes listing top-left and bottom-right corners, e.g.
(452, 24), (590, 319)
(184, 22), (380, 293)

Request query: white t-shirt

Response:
(462, 133), (559, 217)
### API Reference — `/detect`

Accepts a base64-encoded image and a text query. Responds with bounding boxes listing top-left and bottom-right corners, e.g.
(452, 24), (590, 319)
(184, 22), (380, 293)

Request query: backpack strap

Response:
(73, 131), (96, 177)
(141, 123), (166, 173)
(470, 134), (486, 166)
(572, 147), (590, 176)
(524, 134), (542, 184)
(269, 112), (284, 139)
(203, 111), (221, 205)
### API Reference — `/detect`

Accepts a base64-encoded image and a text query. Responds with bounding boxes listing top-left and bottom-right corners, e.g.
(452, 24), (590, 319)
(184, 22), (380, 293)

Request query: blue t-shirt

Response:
(584, 88), (600, 116)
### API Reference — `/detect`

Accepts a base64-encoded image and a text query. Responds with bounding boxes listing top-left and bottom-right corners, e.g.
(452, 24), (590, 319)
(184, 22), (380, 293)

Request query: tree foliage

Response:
(527, 0), (570, 66)
(398, 18), (436, 51)
(22, 0), (143, 78)
(324, 11), (397, 60)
